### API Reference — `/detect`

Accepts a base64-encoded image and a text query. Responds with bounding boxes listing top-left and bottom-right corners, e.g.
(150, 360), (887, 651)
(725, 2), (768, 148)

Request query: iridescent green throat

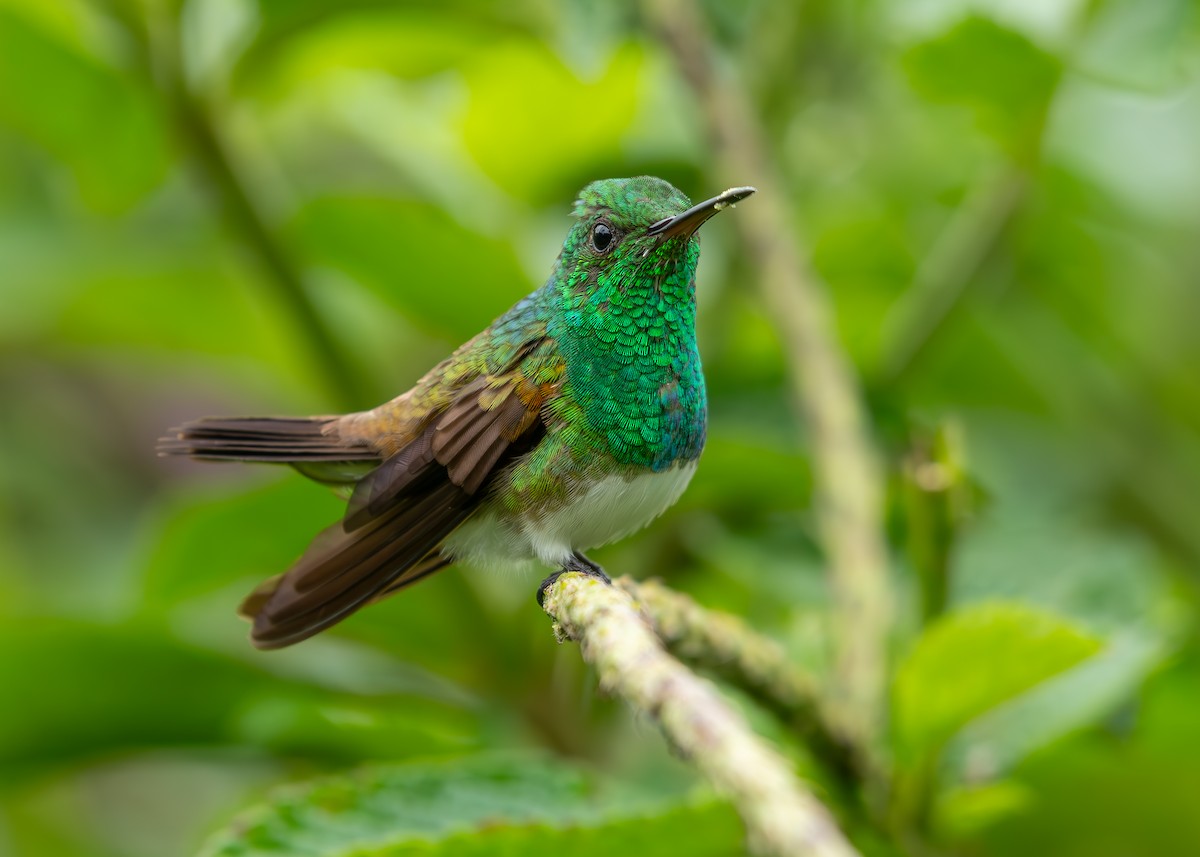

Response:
(544, 231), (706, 472)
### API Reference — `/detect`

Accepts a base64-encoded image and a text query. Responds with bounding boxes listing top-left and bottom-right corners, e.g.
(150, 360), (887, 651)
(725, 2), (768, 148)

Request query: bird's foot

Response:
(537, 552), (612, 608)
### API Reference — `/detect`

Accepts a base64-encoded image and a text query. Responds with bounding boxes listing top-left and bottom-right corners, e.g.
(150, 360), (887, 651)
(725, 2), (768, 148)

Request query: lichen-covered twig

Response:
(615, 577), (859, 786)
(644, 0), (891, 768)
(541, 572), (861, 857)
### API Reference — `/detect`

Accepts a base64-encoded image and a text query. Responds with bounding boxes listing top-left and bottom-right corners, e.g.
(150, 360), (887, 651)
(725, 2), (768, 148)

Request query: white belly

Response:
(444, 461), (697, 570)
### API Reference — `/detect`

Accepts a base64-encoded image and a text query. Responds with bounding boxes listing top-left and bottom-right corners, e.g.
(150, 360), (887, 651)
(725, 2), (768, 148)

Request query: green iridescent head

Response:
(573, 176), (692, 239)
(555, 176), (755, 300)
(541, 177), (755, 470)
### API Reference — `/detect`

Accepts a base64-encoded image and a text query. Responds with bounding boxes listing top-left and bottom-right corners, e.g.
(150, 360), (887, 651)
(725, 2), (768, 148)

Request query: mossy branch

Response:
(614, 577), (861, 786)
(541, 572), (861, 857)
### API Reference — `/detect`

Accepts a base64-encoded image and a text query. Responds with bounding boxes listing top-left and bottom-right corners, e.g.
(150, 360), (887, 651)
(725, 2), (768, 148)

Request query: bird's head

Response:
(554, 176), (754, 302)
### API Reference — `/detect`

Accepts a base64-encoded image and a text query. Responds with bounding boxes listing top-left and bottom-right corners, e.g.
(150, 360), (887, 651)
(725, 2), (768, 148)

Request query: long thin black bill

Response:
(646, 186), (757, 239)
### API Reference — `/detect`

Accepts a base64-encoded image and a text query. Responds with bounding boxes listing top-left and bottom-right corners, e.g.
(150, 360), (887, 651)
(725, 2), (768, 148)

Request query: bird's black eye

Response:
(591, 221), (615, 254)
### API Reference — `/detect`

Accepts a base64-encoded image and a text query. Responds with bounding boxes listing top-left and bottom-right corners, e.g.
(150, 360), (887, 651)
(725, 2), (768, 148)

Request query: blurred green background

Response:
(2, 1), (1199, 855)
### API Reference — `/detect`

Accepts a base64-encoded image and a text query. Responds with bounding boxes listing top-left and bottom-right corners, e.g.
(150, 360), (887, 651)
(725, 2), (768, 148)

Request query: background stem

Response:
(645, 0), (893, 774)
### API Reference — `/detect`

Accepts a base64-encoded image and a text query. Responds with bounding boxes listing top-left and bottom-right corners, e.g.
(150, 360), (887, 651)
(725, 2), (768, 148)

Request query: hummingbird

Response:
(160, 177), (755, 649)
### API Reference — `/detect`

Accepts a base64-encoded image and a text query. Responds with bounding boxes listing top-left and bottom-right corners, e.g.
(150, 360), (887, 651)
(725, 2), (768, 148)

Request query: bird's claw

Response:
(536, 553), (611, 608)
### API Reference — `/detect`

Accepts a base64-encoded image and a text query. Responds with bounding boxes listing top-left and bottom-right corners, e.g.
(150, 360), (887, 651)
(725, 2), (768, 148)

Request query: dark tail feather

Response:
(239, 478), (474, 649)
(237, 556), (452, 619)
(158, 417), (379, 463)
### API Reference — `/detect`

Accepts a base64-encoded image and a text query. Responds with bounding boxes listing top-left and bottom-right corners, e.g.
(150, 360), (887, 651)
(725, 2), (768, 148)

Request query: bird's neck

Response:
(543, 245), (707, 471)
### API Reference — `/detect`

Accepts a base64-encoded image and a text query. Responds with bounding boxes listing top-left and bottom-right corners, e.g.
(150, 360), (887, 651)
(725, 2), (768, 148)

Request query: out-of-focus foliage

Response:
(1, 0), (1198, 855)
(196, 756), (741, 857)
(892, 602), (1101, 763)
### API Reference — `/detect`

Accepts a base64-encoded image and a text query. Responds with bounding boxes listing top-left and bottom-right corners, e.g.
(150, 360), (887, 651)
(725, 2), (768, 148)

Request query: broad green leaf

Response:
(244, 0), (535, 80)
(810, 213), (917, 367)
(227, 693), (481, 763)
(0, 9), (171, 211)
(287, 196), (530, 339)
(233, 10), (503, 95)
(1, 750), (278, 857)
(198, 755), (742, 857)
(902, 16), (1060, 156)
(933, 780), (1033, 841)
(951, 505), (1167, 634)
(144, 477), (344, 605)
(1078, 0), (1200, 91)
(460, 41), (645, 201)
(40, 230), (329, 407)
(0, 617), (482, 773)
(946, 631), (1167, 776)
(893, 602), (1101, 760)
(54, 246), (302, 365)
(968, 646), (1200, 855)
(0, 618), (270, 768)
(977, 718), (1200, 856)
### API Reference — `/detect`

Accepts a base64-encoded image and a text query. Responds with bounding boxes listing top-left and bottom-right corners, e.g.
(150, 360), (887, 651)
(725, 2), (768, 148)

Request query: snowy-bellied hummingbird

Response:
(160, 177), (755, 649)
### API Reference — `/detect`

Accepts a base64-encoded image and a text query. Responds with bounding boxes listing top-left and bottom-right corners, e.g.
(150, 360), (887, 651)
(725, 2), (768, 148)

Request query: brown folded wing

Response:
(243, 347), (556, 649)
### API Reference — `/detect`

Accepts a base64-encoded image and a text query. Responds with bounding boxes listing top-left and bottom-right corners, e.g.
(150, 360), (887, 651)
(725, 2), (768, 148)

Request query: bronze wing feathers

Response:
(244, 338), (558, 649)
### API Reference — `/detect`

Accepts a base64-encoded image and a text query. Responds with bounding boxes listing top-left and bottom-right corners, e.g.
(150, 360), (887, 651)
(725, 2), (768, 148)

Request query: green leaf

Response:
(198, 755), (741, 857)
(0, 9), (171, 211)
(243, 0), (533, 84)
(975, 720), (1200, 856)
(460, 41), (645, 201)
(287, 196), (530, 339)
(144, 476), (345, 605)
(951, 504), (1167, 635)
(946, 631), (1168, 776)
(933, 780), (1033, 840)
(0, 615), (483, 774)
(233, 9), (506, 94)
(902, 16), (1060, 156)
(50, 233), (319, 399)
(0, 618), (268, 769)
(966, 645), (1200, 855)
(1078, 0), (1200, 91)
(893, 602), (1102, 760)
(227, 693), (481, 764)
